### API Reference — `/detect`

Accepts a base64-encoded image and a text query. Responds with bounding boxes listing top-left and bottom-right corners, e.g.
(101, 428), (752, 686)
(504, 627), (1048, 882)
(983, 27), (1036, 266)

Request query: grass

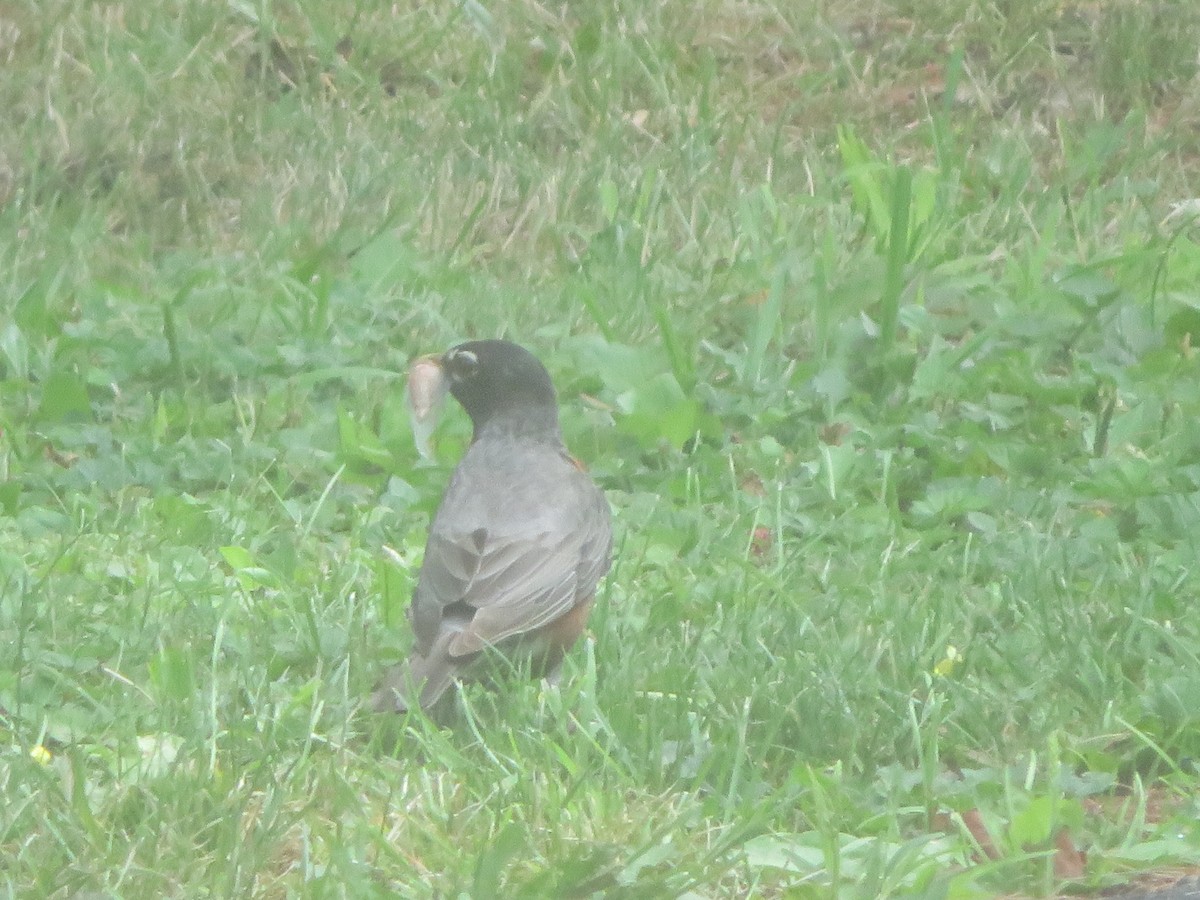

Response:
(3, 0), (1200, 896)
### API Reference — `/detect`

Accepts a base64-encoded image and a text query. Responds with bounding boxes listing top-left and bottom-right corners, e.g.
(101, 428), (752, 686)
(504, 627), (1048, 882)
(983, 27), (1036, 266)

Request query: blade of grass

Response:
(744, 263), (787, 386)
(880, 168), (911, 353)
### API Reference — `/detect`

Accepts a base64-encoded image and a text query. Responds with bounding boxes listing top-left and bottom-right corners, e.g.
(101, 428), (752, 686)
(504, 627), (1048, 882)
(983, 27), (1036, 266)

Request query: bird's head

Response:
(438, 340), (560, 440)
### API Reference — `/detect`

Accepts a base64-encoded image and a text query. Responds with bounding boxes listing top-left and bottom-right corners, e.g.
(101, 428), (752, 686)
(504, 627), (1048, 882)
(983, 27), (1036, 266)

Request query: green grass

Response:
(4, 0), (1200, 896)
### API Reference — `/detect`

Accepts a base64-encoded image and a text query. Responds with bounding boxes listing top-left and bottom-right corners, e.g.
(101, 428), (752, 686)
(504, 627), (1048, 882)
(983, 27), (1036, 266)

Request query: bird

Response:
(371, 339), (612, 714)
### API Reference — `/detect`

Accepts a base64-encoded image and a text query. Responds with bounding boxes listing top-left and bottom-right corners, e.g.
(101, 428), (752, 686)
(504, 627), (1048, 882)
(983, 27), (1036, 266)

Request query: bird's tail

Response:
(370, 636), (460, 713)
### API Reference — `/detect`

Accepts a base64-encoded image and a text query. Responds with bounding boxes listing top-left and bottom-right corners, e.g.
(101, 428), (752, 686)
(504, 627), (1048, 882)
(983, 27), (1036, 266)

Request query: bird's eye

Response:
(446, 348), (479, 381)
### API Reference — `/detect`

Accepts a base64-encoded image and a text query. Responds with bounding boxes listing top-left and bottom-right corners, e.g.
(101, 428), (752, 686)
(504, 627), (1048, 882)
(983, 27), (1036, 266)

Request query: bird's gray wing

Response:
(410, 472), (607, 652)
(415, 526), (581, 657)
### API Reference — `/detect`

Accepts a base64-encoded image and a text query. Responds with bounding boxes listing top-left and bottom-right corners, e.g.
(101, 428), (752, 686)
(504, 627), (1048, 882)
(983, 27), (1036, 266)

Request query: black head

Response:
(440, 340), (560, 439)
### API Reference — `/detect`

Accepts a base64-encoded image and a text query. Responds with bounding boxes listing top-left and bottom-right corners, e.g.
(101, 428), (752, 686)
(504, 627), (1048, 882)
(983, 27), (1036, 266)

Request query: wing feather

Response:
(408, 444), (612, 664)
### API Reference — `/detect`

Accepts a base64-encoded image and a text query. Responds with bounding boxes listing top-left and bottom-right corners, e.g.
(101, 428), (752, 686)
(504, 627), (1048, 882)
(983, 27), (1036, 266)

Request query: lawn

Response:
(3, 0), (1200, 896)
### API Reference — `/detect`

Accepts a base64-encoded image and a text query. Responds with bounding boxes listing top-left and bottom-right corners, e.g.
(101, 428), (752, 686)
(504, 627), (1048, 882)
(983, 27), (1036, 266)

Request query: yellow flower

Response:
(933, 646), (962, 677)
(29, 745), (52, 766)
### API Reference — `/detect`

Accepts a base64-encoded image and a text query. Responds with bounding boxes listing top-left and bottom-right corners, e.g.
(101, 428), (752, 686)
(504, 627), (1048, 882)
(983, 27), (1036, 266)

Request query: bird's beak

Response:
(407, 354), (449, 460)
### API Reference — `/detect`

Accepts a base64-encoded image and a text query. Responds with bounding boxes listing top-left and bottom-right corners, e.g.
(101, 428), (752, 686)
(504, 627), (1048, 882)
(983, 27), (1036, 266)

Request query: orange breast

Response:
(535, 595), (595, 650)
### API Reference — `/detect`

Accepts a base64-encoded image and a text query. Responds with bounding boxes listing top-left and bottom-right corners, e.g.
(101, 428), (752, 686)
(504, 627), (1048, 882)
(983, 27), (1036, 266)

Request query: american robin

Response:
(371, 340), (612, 713)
